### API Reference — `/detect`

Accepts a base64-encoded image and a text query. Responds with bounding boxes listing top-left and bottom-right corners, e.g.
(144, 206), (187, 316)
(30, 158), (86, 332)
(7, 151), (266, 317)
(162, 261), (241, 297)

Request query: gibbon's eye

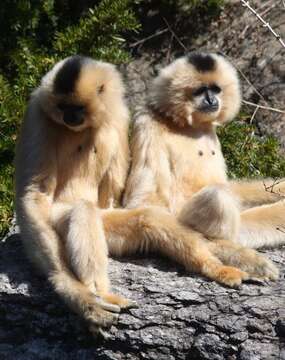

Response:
(210, 84), (221, 94)
(192, 86), (207, 97)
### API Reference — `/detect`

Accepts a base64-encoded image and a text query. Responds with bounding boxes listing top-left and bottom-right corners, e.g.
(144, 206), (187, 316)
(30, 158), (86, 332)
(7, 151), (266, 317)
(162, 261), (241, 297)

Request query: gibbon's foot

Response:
(207, 240), (279, 283)
(82, 298), (119, 338)
(215, 266), (249, 288)
(100, 293), (137, 310)
(242, 252), (279, 281)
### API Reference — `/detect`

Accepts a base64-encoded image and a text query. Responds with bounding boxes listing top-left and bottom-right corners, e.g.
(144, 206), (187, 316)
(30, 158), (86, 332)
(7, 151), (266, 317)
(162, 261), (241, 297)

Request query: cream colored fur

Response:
(16, 55), (282, 333)
(17, 57), (256, 334)
(124, 53), (283, 277)
(16, 57), (131, 331)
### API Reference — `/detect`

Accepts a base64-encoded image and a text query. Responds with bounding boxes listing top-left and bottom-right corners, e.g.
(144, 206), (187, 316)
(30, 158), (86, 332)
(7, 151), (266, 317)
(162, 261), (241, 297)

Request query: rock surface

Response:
(0, 233), (285, 360)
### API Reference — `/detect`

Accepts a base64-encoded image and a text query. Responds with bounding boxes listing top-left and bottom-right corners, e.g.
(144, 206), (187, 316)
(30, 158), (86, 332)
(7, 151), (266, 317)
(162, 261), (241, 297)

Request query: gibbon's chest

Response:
(53, 129), (102, 202)
(163, 128), (227, 207)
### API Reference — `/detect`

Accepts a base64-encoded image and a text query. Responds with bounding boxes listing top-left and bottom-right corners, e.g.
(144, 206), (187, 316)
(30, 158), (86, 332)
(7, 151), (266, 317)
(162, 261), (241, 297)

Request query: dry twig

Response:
(162, 17), (188, 51)
(130, 29), (169, 48)
(263, 179), (285, 197)
(242, 100), (285, 114)
(240, 0), (285, 49)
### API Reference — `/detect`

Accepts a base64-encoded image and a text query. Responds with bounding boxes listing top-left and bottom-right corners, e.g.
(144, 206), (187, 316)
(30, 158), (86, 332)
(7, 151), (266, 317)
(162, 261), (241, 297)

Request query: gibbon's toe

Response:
(216, 266), (249, 288)
(98, 300), (121, 313)
(84, 299), (119, 330)
(121, 299), (138, 309)
(100, 293), (136, 310)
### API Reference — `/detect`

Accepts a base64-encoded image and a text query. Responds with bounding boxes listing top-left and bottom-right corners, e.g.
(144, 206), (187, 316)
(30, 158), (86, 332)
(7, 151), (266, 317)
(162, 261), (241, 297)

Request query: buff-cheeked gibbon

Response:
(124, 52), (284, 275)
(16, 54), (281, 334)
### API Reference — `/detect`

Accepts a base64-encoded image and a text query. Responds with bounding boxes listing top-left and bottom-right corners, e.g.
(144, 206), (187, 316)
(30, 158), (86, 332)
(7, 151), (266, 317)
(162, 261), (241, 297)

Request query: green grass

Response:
(219, 119), (285, 179)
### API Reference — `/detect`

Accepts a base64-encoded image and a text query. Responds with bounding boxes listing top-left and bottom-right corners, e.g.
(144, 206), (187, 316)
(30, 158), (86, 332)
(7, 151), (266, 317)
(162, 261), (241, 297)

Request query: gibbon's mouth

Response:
(63, 112), (85, 127)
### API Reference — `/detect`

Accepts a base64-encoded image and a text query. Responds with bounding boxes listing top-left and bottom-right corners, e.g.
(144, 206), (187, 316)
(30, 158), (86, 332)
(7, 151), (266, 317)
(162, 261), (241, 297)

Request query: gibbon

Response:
(123, 52), (284, 269)
(15, 56), (132, 331)
(16, 55), (279, 333)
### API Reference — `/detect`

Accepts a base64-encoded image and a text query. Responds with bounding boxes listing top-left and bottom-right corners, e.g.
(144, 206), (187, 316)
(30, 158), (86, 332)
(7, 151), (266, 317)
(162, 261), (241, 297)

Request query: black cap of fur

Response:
(187, 52), (216, 72)
(54, 55), (84, 94)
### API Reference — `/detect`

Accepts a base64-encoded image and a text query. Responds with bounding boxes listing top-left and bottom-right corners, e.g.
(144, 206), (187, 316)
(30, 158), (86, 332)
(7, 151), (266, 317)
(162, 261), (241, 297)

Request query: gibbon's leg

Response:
(178, 185), (240, 241)
(235, 200), (285, 249)
(20, 195), (120, 331)
(207, 240), (278, 280)
(229, 179), (285, 209)
(53, 200), (132, 309)
(103, 207), (249, 288)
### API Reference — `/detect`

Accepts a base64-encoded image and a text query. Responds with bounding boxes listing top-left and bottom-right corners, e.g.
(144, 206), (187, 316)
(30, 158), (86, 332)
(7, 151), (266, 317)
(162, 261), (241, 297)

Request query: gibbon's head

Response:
(148, 52), (241, 127)
(35, 55), (126, 131)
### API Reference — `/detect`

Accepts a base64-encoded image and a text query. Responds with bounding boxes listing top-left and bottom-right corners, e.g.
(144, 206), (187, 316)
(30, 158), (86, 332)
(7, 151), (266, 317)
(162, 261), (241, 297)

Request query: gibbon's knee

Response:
(65, 200), (109, 292)
(178, 185), (240, 240)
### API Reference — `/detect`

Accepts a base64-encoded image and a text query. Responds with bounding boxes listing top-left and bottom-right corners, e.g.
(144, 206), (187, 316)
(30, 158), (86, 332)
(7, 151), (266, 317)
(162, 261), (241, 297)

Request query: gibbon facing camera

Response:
(124, 51), (283, 277)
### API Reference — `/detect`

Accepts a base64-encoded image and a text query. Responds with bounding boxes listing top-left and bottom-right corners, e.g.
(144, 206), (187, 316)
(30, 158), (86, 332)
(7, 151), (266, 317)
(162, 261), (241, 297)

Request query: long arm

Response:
(123, 114), (171, 209)
(97, 122), (130, 208)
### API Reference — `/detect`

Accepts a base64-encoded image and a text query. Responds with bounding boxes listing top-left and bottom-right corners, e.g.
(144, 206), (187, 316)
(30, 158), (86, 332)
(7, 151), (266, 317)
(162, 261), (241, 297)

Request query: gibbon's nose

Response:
(203, 91), (219, 110)
(63, 109), (85, 126)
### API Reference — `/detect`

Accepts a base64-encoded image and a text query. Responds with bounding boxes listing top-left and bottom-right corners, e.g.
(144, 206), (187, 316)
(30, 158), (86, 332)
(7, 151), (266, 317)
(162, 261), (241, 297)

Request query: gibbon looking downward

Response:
(124, 51), (285, 255)
(16, 55), (279, 332)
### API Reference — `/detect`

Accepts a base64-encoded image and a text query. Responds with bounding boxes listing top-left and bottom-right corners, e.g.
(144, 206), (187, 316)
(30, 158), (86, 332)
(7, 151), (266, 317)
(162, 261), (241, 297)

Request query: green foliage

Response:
(54, 0), (139, 63)
(218, 119), (285, 179)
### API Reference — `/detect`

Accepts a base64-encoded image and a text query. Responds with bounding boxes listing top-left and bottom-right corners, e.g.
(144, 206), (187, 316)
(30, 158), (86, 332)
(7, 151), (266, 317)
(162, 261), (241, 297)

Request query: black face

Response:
(192, 84), (221, 113)
(58, 103), (85, 127)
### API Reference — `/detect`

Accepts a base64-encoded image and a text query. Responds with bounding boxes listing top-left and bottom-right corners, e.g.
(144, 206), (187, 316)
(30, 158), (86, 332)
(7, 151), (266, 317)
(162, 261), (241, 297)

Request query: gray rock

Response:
(0, 234), (284, 359)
